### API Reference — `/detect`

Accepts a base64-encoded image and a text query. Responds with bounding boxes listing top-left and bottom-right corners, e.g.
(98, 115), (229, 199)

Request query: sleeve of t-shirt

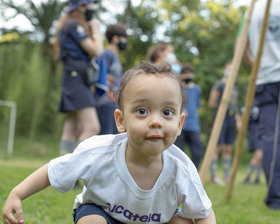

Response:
(66, 21), (89, 44)
(48, 148), (93, 193)
(177, 160), (212, 219)
(103, 51), (114, 74)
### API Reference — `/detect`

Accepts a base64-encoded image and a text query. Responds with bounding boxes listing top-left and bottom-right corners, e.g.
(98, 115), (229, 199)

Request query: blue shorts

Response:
(59, 61), (97, 113)
(218, 112), (236, 145)
(73, 203), (123, 224)
(97, 102), (118, 135)
(248, 120), (262, 152)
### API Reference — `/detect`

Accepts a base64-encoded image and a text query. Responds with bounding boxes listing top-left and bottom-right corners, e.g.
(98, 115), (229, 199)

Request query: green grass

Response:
(0, 135), (280, 223)
(204, 173), (280, 224)
(0, 161), (79, 223)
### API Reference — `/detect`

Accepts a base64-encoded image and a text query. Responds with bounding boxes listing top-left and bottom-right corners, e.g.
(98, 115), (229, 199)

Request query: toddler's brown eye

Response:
(163, 110), (173, 116)
(137, 108), (147, 115)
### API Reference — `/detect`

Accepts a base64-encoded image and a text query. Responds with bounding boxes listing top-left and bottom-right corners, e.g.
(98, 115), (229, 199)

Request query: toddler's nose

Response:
(149, 113), (163, 128)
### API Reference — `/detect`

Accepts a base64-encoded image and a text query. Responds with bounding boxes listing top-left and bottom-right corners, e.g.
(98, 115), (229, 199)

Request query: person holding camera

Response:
(53, 0), (103, 155)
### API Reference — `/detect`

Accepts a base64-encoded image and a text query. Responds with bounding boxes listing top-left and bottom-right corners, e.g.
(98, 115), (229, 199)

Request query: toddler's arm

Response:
(168, 209), (216, 224)
(2, 164), (50, 224)
(195, 209), (216, 224)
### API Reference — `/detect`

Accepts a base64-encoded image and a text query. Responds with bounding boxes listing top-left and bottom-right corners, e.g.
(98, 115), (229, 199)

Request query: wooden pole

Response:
(199, 0), (257, 184)
(226, 0), (272, 201)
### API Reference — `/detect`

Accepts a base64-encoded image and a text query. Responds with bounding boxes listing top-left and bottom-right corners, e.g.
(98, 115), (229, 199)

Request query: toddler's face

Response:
(115, 73), (185, 157)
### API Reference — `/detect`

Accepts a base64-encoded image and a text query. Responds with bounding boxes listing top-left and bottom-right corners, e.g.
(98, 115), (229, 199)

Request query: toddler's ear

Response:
(177, 112), (186, 136)
(114, 109), (126, 133)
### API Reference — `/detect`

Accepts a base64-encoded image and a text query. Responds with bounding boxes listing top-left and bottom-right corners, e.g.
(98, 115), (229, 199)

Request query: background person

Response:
(97, 23), (127, 135)
(53, 0), (103, 155)
(208, 60), (242, 185)
(175, 63), (204, 168)
(147, 42), (181, 74)
(239, 0), (280, 209)
(243, 103), (263, 185)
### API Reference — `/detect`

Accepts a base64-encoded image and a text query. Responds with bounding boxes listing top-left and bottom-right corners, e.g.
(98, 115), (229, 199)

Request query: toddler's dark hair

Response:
(116, 61), (187, 111)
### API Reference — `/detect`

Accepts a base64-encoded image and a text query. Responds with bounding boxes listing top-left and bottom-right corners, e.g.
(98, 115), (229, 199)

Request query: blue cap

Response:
(67, 0), (97, 13)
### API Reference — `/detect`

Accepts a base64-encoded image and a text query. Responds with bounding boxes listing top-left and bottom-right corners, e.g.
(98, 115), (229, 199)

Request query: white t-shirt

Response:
(248, 0), (280, 85)
(48, 133), (211, 223)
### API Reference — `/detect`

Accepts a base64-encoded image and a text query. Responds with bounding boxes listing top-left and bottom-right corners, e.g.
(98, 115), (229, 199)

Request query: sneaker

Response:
(266, 203), (280, 210)
(210, 176), (225, 186)
(243, 176), (251, 184)
(254, 178), (261, 185)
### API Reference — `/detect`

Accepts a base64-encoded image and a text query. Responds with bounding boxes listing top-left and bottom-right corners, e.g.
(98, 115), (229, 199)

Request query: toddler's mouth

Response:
(146, 134), (164, 139)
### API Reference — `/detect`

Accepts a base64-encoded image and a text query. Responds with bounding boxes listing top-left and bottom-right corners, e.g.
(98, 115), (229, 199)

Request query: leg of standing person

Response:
(210, 117), (227, 185)
(186, 131), (204, 169)
(59, 112), (80, 155)
(244, 150), (263, 184)
(244, 151), (259, 184)
(210, 145), (225, 185)
(78, 106), (100, 142)
(174, 131), (186, 152)
(253, 149), (263, 184)
(256, 83), (280, 210)
(244, 120), (261, 184)
(97, 102), (118, 135)
(244, 159), (256, 184)
(222, 113), (236, 183)
(222, 144), (232, 183)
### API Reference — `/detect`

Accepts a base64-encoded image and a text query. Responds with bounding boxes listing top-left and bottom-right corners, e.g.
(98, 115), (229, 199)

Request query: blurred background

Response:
(0, 0), (250, 159)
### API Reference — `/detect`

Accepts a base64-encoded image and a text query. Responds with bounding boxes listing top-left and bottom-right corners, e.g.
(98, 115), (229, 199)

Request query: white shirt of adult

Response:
(248, 0), (280, 85)
(48, 133), (212, 223)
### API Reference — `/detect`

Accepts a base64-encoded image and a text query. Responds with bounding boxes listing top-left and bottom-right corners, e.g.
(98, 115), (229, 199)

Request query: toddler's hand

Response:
(2, 192), (24, 224)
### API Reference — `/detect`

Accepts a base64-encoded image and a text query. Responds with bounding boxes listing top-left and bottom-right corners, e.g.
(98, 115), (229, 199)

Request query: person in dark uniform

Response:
(208, 60), (242, 185)
(54, 0), (103, 155)
(238, 0), (280, 209)
(243, 103), (263, 185)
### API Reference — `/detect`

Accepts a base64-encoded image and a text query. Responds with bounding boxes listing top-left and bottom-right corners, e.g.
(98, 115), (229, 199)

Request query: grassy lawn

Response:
(0, 159), (78, 223)
(0, 136), (279, 223)
(205, 173), (279, 224)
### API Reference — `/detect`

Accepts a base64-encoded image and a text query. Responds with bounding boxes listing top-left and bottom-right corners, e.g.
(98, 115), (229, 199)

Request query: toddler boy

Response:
(2, 62), (215, 224)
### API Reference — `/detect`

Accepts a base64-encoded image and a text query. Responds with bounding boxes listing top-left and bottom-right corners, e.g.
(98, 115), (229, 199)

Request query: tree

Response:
(0, 0), (248, 140)
(169, 1), (244, 97)
(0, 0), (67, 59)
(0, 1), (68, 138)
(160, 0), (248, 135)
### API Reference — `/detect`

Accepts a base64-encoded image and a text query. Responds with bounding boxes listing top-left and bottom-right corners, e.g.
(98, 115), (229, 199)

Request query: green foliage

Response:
(159, 0), (251, 132)
(0, 0), (253, 150)
(0, 39), (63, 139)
(172, 1), (243, 97)
(119, 1), (161, 70)
(0, 0), (67, 43)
